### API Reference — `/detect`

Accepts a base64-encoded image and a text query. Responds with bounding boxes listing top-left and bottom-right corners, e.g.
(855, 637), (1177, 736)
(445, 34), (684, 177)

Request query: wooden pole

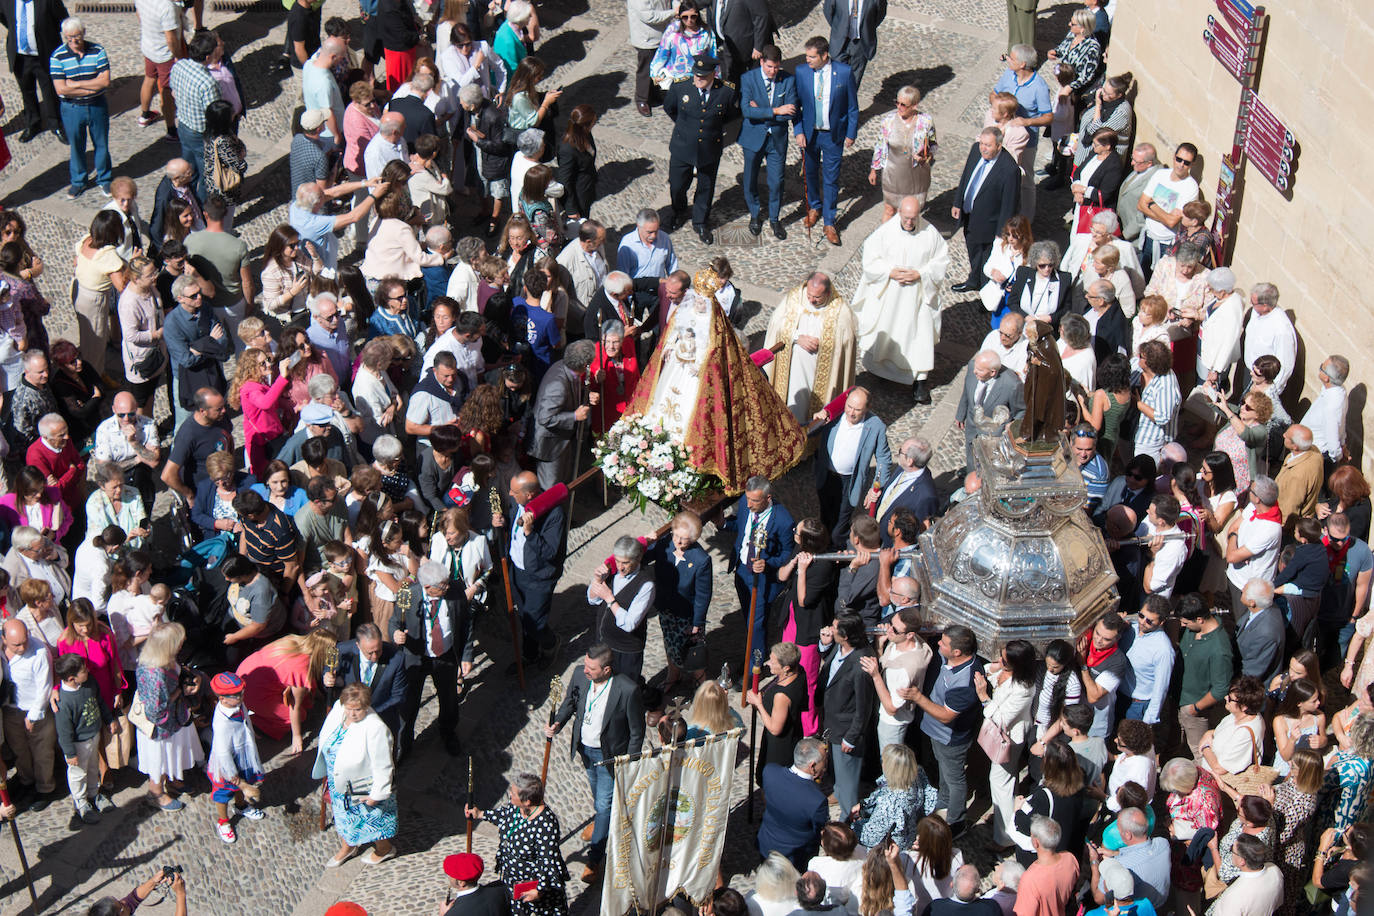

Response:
(497, 554), (526, 691)
(0, 780), (38, 915)
(465, 757), (474, 854)
(748, 657), (761, 823)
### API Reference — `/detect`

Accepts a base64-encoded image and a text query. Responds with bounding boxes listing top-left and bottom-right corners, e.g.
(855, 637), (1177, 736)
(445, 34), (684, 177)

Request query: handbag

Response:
(132, 344), (166, 380)
(1074, 203), (1120, 236)
(977, 716), (1014, 765)
(127, 693), (155, 737)
(210, 141), (242, 195)
(1214, 722), (1279, 797)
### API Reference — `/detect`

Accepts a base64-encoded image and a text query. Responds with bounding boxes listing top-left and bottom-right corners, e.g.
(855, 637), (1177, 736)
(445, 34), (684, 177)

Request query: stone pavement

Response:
(0, 0), (1089, 910)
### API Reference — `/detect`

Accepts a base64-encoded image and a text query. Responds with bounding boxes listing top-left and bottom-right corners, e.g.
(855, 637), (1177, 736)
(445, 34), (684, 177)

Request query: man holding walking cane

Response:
(726, 476), (795, 680)
(529, 339), (599, 491)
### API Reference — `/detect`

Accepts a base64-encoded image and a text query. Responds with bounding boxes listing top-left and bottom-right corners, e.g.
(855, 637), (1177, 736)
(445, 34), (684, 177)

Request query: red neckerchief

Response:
(1085, 642), (1119, 670)
(1252, 504), (1282, 524)
(1324, 534), (1354, 579)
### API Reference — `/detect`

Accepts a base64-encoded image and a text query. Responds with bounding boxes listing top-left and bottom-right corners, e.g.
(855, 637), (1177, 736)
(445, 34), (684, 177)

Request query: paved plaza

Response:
(0, 0), (1087, 910)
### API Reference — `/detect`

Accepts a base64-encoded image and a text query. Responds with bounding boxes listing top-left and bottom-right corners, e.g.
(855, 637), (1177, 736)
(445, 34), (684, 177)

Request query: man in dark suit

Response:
(867, 436), (938, 545)
(501, 472), (568, 670)
(1234, 579), (1287, 684)
(812, 386), (892, 548)
(385, 73), (437, 151)
(950, 127), (1020, 291)
(793, 36), (857, 247)
(0, 0), (66, 141)
(547, 645), (645, 882)
(821, 0), (885, 89)
(738, 45), (796, 240)
(581, 270), (661, 365)
(149, 157), (205, 252)
(663, 54), (738, 245)
(702, 0), (772, 85)
(326, 622), (407, 736)
(815, 614), (875, 816)
(393, 560), (473, 758)
(757, 737), (829, 870)
(726, 475), (795, 667)
(438, 853), (512, 916)
(528, 339), (596, 491)
(954, 350), (1027, 468)
(1079, 278), (1131, 362)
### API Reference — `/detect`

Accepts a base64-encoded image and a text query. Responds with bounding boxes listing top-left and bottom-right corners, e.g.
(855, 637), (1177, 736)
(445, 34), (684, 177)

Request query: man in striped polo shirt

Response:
(48, 16), (110, 199)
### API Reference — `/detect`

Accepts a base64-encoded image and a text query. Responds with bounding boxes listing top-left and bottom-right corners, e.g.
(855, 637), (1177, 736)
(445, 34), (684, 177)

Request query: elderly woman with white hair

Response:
(1143, 240), (1211, 386)
(1006, 240), (1072, 328)
(1062, 209), (1145, 298)
(869, 85), (938, 220)
(351, 339), (403, 448)
(747, 853), (803, 916)
(509, 127), (545, 217)
(289, 179), (387, 272)
(493, 0), (539, 73)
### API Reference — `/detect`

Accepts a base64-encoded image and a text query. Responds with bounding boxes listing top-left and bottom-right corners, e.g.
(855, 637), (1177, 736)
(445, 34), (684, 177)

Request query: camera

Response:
(162, 864), (183, 881)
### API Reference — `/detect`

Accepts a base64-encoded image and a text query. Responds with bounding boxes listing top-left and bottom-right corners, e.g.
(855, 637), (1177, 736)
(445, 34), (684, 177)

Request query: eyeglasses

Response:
(1126, 471), (1147, 481)
(285, 242), (299, 249)
(182, 290), (203, 300)
(1036, 262), (1054, 269)
(318, 313), (339, 322)
(1072, 429), (1097, 439)
(385, 293), (407, 302)
(115, 411), (135, 419)
(1175, 156), (1194, 165)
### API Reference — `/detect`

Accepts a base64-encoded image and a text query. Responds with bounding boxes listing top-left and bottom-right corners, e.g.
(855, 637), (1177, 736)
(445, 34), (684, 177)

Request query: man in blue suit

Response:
(738, 45), (796, 240)
(812, 387), (892, 548)
(793, 36), (857, 247)
(325, 623), (408, 737)
(725, 475), (795, 667)
(757, 737), (829, 870)
(866, 435), (939, 545)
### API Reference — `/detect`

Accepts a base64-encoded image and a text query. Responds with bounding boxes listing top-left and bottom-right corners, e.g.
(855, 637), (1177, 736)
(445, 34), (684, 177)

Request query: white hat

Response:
(300, 109), (328, 131)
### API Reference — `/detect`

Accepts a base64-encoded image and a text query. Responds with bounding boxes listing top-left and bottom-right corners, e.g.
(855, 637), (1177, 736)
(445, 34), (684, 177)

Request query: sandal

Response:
(363, 849), (396, 865)
(325, 848), (358, 868)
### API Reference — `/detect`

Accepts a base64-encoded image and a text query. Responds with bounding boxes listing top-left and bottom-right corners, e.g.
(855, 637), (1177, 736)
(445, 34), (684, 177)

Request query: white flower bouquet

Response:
(593, 413), (710, 514)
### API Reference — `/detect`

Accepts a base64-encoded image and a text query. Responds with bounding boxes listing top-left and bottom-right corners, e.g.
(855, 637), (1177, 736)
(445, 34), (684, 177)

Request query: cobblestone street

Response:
(0, 0), (1085, 910)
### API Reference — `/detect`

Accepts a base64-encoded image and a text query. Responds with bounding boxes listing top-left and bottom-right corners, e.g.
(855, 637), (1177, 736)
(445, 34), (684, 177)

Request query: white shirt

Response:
(510, 519), (529, 571)
(444, 260), (481, 313)
(1141, 171), (1200, 243)
(1241, 307), (1297, 396)
(581, 676), (614, 749)
(92, 413), (159, 470)
(587, 570), (655, 632)
(1300, 385), (1346, 460)
(1226, 505), (1282, 589)
(1139, 520), (1186, 597)
(423, 596), (454, 658)
(136, 0), (184, 63)
(979, 328), (1028, 379)
(363, 132), (406, 180)
(739, 506), (773, 565)
(73, 538), (115, 613)
(2, 642), (51, 721)
(1211, 864), (1284, 916)
(829, 416), (865, 476)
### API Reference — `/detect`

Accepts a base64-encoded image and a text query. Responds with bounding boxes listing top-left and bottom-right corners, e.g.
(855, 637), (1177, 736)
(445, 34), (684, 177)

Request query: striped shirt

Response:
(49, 41), (110, 99)
(1135, 371), (1180, 449)
(241, 505), (301, 581)
(168, 58), (221, 132)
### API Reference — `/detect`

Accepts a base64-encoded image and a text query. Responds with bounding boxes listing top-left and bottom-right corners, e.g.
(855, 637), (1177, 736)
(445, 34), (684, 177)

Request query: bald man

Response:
(363, 111), (407, 180)
(812, 387), (892, 548)
(1275, 424), (1323, 532)
(954, 350), (1025, 468)
(498, 472), (569, 670)
(2, 618), (57, 806)
(150, 157), (205, 250)
(91, 391), (163, 506)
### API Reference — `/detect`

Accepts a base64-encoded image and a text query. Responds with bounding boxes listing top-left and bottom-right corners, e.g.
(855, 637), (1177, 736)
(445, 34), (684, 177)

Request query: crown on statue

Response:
(693, 266), (723, 301)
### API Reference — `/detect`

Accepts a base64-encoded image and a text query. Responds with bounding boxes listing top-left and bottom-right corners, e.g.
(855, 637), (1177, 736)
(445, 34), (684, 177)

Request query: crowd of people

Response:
(0, 0), (1365, 914)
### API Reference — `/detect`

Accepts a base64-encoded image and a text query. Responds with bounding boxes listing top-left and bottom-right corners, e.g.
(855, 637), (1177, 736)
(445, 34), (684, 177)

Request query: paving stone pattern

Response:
(0, 0), (1089, 910)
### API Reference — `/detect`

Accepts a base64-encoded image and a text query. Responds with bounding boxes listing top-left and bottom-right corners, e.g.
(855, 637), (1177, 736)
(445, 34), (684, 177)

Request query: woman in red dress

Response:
(589, 319), (639, 435)
(236, 629), (338, 754)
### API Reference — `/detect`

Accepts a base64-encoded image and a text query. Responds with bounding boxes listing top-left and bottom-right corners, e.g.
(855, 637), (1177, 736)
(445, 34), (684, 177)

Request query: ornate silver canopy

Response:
(912, 425), (1118, 652)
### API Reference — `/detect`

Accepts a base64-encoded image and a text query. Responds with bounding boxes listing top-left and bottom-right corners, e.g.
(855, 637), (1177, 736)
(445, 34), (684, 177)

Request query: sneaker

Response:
(94, 793), (116, 813)
(163, 128), (179, 143)
(235, 804), (266, 821)
(98, 185), (112, 199)
(79, 803), (101, 825)
(217, 819), (236, 843)
(138, 110), (161, 127)
(65, 186), (84, 200)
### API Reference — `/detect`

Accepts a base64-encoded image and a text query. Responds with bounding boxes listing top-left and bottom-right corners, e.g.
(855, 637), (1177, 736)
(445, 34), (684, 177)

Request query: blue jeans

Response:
(178, 126), (205, 196)
(581, 744), (615, 863)
(59, 97), (111, 191)
(1124, 698), (1148, 721)
(802, 132), (843, 226)
(742, 134), (786, 220)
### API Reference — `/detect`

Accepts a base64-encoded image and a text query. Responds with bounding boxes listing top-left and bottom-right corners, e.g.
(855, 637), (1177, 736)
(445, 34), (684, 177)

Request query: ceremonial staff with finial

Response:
(540, 674), (565, 784)
(740, 520), (767, 707)
(748, 648), (762, 822)
(490, 483), (526, 690)
(319, 643), (339, 832)
(466, 756), (474, 853)
(0, 774), (37, 914)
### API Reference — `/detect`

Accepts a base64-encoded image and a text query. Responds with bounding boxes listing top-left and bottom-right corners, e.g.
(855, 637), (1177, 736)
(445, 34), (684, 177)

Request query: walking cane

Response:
(0, 778), (39, 915)
(740, 523), (767, 707)
(465, 757), (474, 854)
(490, 486), (526, 690)
(798, 136), (814, 244)
(564, 379), (591, 541)
(540, 675), (566, 785)
(319, 645), (339, 832)
(747, 650), (762, 823)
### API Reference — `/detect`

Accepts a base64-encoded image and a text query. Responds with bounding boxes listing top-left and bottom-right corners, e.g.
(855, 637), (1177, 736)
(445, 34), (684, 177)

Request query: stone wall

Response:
(1108, 0), (1373, 471)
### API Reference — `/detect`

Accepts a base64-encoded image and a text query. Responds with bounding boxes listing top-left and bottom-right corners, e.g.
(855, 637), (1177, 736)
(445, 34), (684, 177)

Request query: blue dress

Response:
(324, 725), (399, 846)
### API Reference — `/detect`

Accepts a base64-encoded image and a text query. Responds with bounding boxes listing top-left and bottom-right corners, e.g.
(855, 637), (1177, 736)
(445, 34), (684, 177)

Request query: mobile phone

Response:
(287, 351), (304, 370)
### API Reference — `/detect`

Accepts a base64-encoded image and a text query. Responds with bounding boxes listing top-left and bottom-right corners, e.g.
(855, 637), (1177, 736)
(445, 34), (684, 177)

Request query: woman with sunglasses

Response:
(1006, 240), (1072, 330)
(649, 0), (717, 89)
(343, 80), (381, 179)
(261, 225), (322, 329)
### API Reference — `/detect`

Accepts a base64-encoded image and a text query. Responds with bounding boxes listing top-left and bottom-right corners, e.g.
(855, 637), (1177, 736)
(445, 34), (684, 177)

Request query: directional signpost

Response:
(1201, 1), (1298, 262)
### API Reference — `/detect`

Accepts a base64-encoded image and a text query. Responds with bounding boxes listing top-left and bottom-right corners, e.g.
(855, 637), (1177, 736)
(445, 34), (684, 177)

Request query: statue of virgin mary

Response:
(626, 267), (806, 494)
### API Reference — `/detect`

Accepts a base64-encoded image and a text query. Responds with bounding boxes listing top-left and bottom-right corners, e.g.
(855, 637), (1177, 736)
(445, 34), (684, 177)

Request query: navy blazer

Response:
(954, 145), (1020, 245)
(394, 581), (475, 666)
(813, 414), (893, 508)
(191, 472), (257, 538)
(335, 640), (408, 732)
(1007, 265), (1073, 329)
(793, 59), (858, 143)
(816, 643), (876, 751)
(758, 763), (828, 869)
(506, 497), (568, 584)
(1077, 300), (1130, 363)
(149, 176), (204, 253)
(874, 468), (939, 545)
(647, 535), (713, 629)
(725, 495), (796, 606)
(738, 67), (797, 154)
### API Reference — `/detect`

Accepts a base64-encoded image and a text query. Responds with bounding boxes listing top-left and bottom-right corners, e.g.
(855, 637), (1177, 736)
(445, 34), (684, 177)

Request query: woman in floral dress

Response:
(1318, 715), (1374, 840)
(313, 683), (398, 867)
(467, 773), (569, 915)
(869, 85), (937, 220)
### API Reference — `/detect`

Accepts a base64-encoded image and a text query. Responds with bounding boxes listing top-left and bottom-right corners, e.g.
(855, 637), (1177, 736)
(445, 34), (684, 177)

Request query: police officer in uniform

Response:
(663, 54), (737, 246)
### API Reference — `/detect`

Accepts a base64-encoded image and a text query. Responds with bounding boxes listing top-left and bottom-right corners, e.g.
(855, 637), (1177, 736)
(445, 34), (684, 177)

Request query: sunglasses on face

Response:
(1176, 156), (1194, 165)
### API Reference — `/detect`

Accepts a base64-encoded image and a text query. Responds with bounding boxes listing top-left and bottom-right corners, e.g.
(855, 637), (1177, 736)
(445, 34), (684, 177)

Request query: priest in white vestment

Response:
(850, 195), (951, 403)
(764, 271), (858, 427)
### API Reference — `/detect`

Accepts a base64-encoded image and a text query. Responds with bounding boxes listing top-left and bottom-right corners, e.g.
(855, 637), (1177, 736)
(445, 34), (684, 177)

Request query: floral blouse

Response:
(1318, 750), (1373, 839)
(136, 663), (191, 740)
(1167, 767), (1221, 838)
(858, 778), (925, 848)
(871, 111), (937, 170)
(1054, 34), (1102, 91)
(649, 22), (717, 83)
(1270, 779), (1317, 869)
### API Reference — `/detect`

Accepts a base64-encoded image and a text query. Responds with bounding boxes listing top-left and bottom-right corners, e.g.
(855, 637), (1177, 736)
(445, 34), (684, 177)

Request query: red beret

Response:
(323, 904), (368, 916)
(444, 853), (484, 882)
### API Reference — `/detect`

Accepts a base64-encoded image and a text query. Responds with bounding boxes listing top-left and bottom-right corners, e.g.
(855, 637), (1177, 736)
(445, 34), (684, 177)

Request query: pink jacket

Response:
(58, 629), (127, 709)
(240, 375), (293, 477)
(0, 488), (73, 542)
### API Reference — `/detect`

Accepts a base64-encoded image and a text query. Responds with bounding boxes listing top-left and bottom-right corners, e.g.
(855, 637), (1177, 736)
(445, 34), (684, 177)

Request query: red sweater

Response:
(26, 439), (86, 513)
